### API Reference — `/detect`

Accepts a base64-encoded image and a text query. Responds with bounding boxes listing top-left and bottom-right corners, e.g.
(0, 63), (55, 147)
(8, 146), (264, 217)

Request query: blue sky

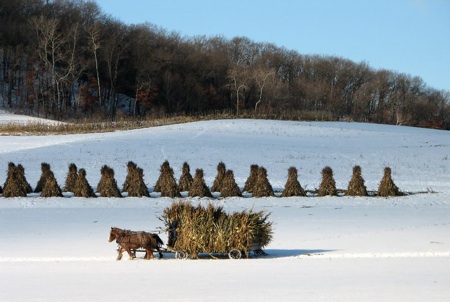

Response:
(94, 0), (450, 92)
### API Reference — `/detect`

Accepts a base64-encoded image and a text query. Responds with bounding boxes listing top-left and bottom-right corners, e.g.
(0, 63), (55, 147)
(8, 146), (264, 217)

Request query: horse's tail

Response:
(153, 234), (164, 246)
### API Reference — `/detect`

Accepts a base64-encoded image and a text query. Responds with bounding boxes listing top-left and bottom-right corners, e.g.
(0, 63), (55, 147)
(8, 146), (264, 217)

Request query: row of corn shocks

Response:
(0, 161), (401, 198)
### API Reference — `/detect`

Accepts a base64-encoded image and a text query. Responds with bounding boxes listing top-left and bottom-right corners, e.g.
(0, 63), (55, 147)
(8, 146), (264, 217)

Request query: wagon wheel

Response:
(175, 251), (189, 260)
(228, 249), (242, 259)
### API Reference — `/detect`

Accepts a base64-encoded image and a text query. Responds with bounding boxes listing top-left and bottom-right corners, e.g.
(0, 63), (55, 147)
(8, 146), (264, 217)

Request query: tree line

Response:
(1, 0), (449, 129)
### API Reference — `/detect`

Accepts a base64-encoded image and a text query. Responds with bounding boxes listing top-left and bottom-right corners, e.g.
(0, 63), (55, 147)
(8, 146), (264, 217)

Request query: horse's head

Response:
(109, 227), (122, 242)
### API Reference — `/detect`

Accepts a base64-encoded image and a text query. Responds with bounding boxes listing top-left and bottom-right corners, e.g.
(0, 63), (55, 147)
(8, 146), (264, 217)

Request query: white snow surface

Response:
(1, 111), (450, 301)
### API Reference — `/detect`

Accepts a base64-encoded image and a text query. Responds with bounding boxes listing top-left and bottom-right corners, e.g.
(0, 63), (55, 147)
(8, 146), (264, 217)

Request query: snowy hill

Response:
(1, 112), (449, 301)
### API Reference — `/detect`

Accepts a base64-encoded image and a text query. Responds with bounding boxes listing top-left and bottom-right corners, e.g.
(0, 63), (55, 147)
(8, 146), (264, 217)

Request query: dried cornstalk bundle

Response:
(219, 170), (242, 198)
(3, 163), (27, 197)
(243, 164), (259, 193)
(64, 163), (78, 192)
(346, 165), (368, 196)
(3, 162), (16, 188)
(318, 166), (338, 196)
(211, 162), (226, 192)
(160, 166), (181, 198)
(41, 171), (63, 197)
(96, 165), (108, 194)
(73, 168), (97, 198)
(153, 160), (171, 192)
(253, 167), (274, 197)
(161, 201), (273, 258)
(97, 165), (122, 197)
(189, 169), (213, 198)
(127, 167), (150, 197)
(122, 161), (137, 192)
(34, 162), (51, 193)
(17, 164), (32, 194)
(178, 162), (193, 192)
(377, 167), (402, 197)
(282, 167), (306, 197)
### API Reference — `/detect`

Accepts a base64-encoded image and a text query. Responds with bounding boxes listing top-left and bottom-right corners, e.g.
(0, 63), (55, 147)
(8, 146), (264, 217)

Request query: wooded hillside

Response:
(1, 0), (449, 129)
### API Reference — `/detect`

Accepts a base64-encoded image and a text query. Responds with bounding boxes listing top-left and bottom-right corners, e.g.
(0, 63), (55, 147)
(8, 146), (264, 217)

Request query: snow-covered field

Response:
(1, 111), (450, 301)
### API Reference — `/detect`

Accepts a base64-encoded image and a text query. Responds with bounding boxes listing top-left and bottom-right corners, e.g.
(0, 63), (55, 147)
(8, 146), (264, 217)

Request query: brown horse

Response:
(108, 227), (164, 260)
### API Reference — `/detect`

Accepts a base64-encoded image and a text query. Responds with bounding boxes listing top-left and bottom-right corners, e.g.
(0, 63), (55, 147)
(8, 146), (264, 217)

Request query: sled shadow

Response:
(262, 249), (335, 259)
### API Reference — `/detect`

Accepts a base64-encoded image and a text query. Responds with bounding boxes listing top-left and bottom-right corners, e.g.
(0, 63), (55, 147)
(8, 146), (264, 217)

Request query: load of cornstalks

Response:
(160, 200), (273, 258)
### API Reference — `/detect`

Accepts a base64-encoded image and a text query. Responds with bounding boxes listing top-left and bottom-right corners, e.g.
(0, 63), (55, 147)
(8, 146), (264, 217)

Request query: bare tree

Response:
(30, 15), (59, 114)
(253, 66), (274, 112)
(31, 15), (81, 116)
(102, 20), (128, 119)
(86, 22), (102, 106)
(0, 0), (448, 127)
(227, 66), (248, 115)
(128, 24), (160, 116)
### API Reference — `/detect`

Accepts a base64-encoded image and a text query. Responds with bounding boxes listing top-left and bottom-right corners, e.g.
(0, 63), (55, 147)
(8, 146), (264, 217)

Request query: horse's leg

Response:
(116, 247), (124, 260)
(125, 248), (134, 260)
(145, 248), (154, 260)
(156, 246), (163, 259)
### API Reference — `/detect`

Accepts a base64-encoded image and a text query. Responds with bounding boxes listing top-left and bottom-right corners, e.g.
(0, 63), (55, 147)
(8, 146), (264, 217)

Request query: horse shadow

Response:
(261, 248), (335, 259)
